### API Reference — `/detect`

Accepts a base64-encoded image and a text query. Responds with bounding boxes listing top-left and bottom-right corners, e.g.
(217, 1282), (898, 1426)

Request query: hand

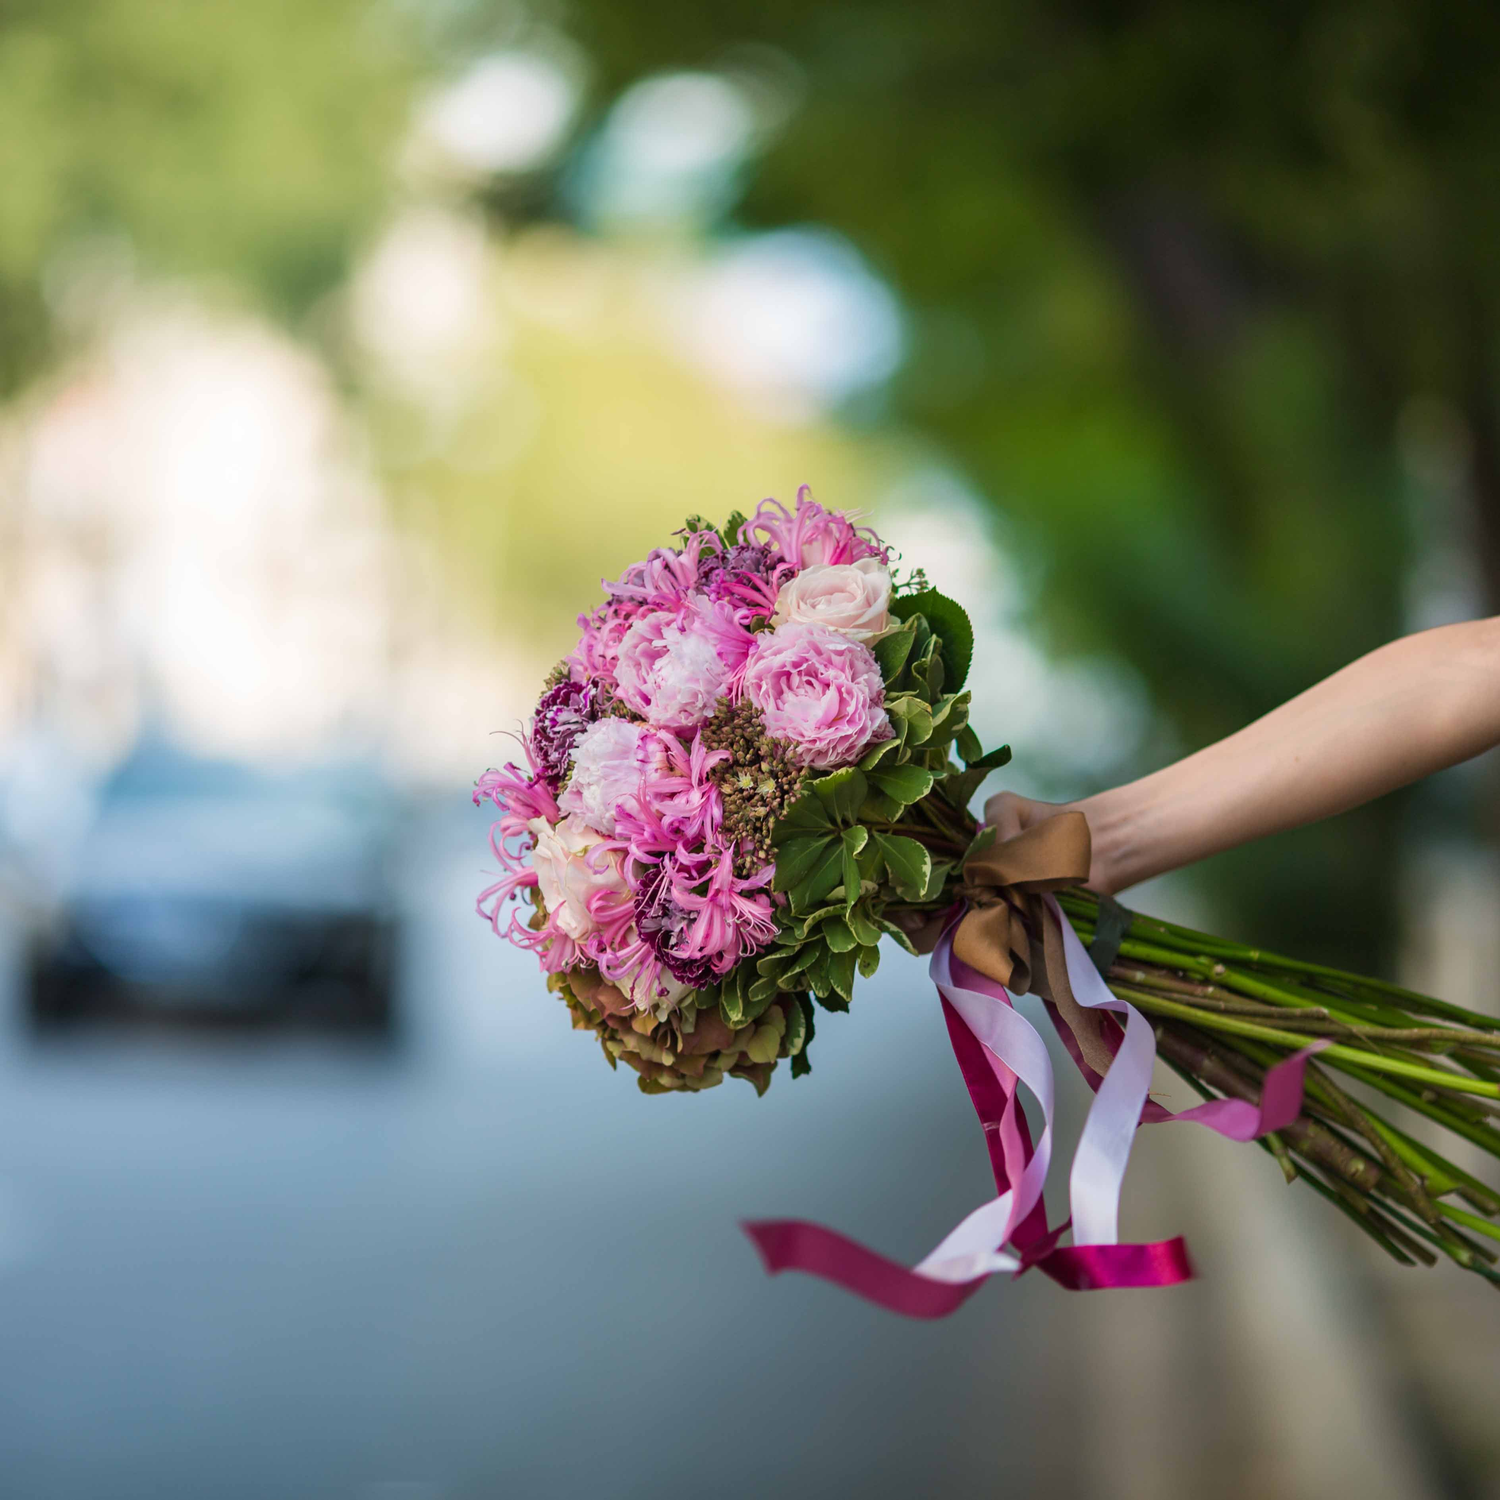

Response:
(983, 791), (1112, 893)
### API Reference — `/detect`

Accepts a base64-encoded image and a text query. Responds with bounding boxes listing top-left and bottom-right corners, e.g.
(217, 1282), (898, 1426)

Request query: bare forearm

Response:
(1078, 618), (1500, 894)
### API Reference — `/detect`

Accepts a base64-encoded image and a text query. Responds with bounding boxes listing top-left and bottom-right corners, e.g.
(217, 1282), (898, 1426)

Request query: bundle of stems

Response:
(1055, 888), (1500, 1288)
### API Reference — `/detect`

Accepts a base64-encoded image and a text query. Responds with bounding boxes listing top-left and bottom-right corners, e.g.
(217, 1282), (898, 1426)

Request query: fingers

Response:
(983, 790), (1028, 840)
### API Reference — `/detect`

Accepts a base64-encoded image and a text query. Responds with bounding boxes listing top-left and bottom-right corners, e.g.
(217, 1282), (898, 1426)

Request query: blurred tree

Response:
(0, 0), (417, 394)
(546, 0), (1500, 961)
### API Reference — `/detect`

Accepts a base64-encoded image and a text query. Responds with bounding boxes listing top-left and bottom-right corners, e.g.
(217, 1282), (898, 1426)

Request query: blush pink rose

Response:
(741, 622), (893, 769)
(525, 814), (629, 939)
(614, 597), (753, 731)
(770, 559), (892, 641)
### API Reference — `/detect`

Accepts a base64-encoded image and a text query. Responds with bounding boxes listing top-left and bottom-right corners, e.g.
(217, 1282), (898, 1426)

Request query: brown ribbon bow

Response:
(914, 811), (1119, 1077)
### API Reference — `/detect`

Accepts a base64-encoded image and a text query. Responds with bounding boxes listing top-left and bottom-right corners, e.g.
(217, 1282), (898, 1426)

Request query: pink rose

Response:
(741, 622), (893, 769)
(525, 814), (629, 939)
(770, 559), (892, 641)
(558, 718), (665, 834)
(615, 597), (752, 731)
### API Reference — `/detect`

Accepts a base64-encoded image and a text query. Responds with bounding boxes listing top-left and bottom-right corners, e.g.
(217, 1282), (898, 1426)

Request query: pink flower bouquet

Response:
(476, 488), (1000, 1093)
(476, 489), (1500, 1310)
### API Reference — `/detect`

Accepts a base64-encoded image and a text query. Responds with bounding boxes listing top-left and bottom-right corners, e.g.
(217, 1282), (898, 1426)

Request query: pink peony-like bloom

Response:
(770, 558), (891, 641)
(614, 596), (753, 731)
(558, 718), (665, 835)
(741, 622), (893, 769)
(745, 486), (890, 570)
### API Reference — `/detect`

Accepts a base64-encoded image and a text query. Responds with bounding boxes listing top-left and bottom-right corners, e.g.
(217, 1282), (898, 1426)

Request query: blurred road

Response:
(0, 800), (1491, 1499)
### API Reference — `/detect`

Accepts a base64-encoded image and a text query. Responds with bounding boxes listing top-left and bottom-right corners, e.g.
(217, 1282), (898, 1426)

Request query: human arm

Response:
(986, 617), (1500, 895)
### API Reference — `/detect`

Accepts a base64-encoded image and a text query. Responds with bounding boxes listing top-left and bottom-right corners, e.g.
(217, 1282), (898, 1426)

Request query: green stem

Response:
(1120, 990), (1500, 1099)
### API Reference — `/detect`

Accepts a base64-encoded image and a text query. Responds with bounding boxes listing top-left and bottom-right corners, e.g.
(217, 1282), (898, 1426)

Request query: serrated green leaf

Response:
(868, 764), (935, 808)
(772, 833), (838, 892)
(811, 767), (867, 826)
(872, 831), (932, 900)
(889, 589), (973, 691)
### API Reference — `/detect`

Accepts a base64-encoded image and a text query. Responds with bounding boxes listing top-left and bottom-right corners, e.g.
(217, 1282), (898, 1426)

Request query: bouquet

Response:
(477, 489), (1500, 1312)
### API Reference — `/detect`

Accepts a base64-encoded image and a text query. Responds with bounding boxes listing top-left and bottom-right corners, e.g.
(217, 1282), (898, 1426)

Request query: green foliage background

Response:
(6, 0), (1499, 968)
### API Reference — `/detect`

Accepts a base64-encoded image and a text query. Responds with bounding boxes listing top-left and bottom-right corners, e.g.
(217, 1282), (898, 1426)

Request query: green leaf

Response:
(938, 766), (993, 813)
(811, 767), (867, 826)
(722, 509), (748, 545)
(804, 946), (831, 998)
(887, 695), (934, 746)
(962, 825), (997, 866)
(773, 789), (834, 841)
(858, 788), (904, 822)
(877, 916), (919, 955)
(772, 834), (837, 892)
(848, 905), (883, 947)
(719, 984), (747, 1029)
(828, 947), (857, 1003)
(873, 619), (917, 683)
(856, 944), (882, 978)
(791, 841), (846, 911)
(868, 764), (935, 808)
(840, 826), (868, 911)
(858, 736), (902, 770)
(822, 916), (858, 952)
(889, 589), (973, 691)
(872, 831), (932, 900)
(920, 857), (955, 902)
(909, 640), (945, 702)
(783, 995), (807, 1057)
(956, 724), (983, 763)
(968, 743), (1013, 772)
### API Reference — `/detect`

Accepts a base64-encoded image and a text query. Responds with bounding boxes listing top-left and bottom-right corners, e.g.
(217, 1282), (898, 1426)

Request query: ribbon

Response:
(744, 813), (1325, 1317)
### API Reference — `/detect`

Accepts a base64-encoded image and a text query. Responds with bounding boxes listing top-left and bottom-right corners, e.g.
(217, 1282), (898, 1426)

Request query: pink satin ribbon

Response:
(745, 896), (1327, 1317)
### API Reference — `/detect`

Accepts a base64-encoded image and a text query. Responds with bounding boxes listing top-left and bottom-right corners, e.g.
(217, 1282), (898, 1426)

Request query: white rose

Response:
(526, 814), (625, 939)
(769, 559), (892, 641)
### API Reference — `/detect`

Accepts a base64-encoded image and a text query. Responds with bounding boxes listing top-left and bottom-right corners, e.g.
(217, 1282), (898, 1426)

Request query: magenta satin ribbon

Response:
(744, 898), (1327, 1317)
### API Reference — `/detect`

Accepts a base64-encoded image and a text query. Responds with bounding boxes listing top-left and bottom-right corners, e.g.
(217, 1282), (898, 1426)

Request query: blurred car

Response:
(26, 737), (399, 1035)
